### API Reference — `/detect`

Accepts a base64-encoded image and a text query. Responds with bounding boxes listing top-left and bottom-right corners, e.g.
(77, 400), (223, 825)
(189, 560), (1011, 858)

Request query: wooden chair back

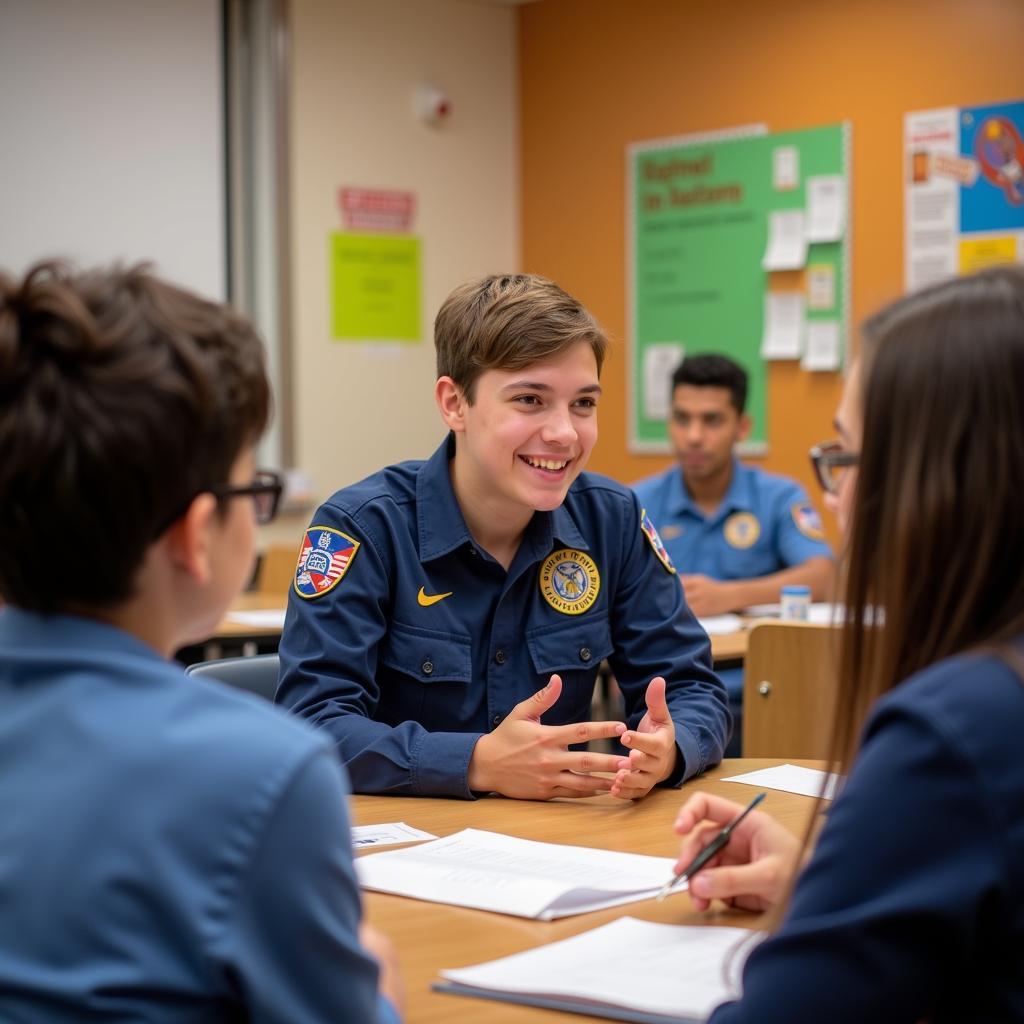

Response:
(742, 621), (840, 759)
(256, 543), (300, 598)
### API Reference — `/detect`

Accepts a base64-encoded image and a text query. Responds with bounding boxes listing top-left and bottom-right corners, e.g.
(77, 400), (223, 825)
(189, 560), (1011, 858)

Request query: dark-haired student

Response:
(0, 263), (402, 1022)
(673, 266), (1024, 1022)
(278, 274), (729, 801)
(634, 353), (834, 618)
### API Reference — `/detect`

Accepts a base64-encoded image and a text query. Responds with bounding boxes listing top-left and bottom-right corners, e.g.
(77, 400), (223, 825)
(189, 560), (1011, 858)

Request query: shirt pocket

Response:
(378, 621), (473, 726)
(525, 618), (614, 725)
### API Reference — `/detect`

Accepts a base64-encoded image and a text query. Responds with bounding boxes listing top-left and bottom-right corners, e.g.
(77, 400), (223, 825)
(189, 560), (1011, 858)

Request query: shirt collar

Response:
(671, 458), (755, 521)
(0, 606), (165, 664)
(415, 434), (590, 563)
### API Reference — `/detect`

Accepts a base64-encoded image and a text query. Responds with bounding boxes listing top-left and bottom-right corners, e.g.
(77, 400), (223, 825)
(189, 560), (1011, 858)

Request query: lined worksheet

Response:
(355, 828), (680, 920)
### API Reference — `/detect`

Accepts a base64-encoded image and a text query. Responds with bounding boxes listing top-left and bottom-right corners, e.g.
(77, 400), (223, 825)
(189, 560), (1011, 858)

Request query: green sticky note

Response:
(330, 232), (421, 341)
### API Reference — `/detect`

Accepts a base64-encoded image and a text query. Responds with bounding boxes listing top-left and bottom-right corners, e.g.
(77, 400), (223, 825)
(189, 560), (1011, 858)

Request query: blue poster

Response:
(959, 100), (1024, 233)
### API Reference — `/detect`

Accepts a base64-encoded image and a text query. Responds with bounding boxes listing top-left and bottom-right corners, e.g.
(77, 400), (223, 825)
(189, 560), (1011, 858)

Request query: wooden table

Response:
(354, 758), (820, 1023)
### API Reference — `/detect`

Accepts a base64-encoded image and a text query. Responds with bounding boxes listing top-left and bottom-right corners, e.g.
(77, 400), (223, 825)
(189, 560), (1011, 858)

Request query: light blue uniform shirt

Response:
(633, 459), (833, 579)
(0, 609), (399, 1024)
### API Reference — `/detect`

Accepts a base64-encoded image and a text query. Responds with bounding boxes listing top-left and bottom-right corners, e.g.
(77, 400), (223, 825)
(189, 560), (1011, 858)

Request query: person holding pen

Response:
(0, 263), (402, 1022)
(673, 265), (1024, 1020)
(278, 274), (729, 800)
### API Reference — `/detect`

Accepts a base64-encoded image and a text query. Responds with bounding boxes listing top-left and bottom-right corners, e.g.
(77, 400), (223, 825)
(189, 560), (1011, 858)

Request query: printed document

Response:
(437, 916), (762, 1022)
(724, 763), (841, 799)
(355, 828), (679, 920)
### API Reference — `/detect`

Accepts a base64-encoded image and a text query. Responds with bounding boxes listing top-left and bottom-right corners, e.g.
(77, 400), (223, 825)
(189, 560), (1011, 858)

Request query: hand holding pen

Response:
(666, 791), (800, 913)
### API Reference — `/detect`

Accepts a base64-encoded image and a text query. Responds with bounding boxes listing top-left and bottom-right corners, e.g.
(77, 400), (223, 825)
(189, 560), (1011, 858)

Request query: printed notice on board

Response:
(642, 343), (686, 420)
(805, 175), (846, 243)
(802, 320), (841, 371)
(760, 293), (804, 360)
(762, 210), (807, 270)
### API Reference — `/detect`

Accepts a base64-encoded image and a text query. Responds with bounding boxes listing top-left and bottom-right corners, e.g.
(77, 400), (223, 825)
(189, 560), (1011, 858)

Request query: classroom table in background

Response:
(354, 758), (822, 1024)
(204, 596), (758, 663)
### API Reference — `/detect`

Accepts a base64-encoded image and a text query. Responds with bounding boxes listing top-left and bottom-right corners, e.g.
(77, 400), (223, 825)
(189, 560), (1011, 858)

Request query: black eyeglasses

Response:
(211, 469), (284, 525)
(809, 442), (858, 496)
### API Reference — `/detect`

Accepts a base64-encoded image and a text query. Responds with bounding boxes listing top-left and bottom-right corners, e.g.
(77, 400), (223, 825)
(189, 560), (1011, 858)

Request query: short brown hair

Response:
(434, 274), (607, 402)
(0, 261), (270, 613)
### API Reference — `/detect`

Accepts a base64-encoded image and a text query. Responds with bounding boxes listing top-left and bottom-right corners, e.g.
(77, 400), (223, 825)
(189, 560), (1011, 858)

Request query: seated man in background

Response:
(278, 274), (729, 801)
(0, 262), (400, 1022)
(633, 353), (834, 753)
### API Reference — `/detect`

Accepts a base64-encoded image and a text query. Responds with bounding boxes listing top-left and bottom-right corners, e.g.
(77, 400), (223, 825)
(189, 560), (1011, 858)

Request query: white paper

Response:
(698, 613), (743, 636)
(802, 320), (841, 371)
(355, 828), (679, 920)
(723, 763), (841, 800)
(806, 263), (836, 310)
(904, 107), (959, 292)
(351, 822), (437, 849)
(643, 342), (686, 420)
(762, 210), (807, 270)
(760, 292), (805, 359)
(805, 174), (846, 242)
(773, 145), (799, 190)
(441, 916), (761, 1020)
(225, 609), (287, 628)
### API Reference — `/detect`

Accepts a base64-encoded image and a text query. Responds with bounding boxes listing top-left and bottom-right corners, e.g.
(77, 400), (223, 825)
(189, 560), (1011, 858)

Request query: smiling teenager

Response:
(278, 274), (730, 800)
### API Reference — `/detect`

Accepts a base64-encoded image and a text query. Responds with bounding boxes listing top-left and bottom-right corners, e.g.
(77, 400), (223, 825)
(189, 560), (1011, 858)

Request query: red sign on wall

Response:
(339, 188), (416, 232)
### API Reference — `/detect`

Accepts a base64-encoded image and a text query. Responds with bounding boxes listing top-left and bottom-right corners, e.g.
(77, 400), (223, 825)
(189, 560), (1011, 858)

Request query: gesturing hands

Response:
(467, 674), (627, 800)
(609, 676), (680, 800)
(672, 793), (800, 912)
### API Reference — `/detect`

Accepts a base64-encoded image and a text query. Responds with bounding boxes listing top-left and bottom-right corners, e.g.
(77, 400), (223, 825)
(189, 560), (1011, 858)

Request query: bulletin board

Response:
(627, 122), (850, 453)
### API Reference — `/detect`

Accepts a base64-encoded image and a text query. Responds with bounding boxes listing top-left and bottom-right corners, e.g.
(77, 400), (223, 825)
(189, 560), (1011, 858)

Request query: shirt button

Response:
(492, 713), (503, 726)
(579, 647), (592, 662)
(494, 649), (507, 665)
(421, 660), (434, 676)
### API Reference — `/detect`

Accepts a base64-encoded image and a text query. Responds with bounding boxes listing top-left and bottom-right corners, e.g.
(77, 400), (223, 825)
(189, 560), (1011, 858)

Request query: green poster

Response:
(330, 232), (421, 342)
(628, 124), (849, 452)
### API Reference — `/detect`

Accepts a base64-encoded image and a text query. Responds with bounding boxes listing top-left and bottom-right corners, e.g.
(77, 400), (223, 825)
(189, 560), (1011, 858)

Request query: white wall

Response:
(0, 0), (225, 300)
(289, 0), (519, 498)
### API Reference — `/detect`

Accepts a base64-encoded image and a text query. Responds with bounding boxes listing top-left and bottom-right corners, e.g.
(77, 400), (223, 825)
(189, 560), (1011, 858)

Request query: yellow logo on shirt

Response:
(723, 512), (761, 549)
(417, 587), (453, 607)
(539, 549), (600, 615)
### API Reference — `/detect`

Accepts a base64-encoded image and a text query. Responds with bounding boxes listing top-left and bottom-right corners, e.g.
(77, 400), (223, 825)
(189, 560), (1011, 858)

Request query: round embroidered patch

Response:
(294, 526), (361, 599)
(723, 511), (761, 549)
(539, 548), (601, 615)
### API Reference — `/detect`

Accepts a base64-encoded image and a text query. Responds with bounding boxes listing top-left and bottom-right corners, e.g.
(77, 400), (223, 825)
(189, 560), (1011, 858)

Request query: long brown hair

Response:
(766, 266), (1024, 929)
(834, 264), (1024, 768)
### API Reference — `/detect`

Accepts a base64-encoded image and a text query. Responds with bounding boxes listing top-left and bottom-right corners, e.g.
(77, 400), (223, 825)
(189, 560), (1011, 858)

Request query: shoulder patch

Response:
(294, 526), (360, 599)
(723, 511), (761, 549)
(791, 502), (826, 540)
(640, 509), (677, 574)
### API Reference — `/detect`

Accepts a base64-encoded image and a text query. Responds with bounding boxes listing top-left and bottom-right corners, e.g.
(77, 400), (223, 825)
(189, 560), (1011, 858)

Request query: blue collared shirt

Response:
(633, 460), (833, 579)
(278, 435), (730, 798)
(0, 608), (398, 1024)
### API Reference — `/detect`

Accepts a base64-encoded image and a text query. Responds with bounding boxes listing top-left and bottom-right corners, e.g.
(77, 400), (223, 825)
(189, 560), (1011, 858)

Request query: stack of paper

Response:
(437, 916), (762, 1023)
(355, 828), (679, 920)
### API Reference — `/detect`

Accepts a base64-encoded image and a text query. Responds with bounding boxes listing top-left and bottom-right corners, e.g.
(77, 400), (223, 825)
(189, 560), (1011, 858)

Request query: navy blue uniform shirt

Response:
(711, 646), (1024, 1023)
(633, 460), (832, 580)
(0, 608), (399, 1024)
(278, 435), (729, 798)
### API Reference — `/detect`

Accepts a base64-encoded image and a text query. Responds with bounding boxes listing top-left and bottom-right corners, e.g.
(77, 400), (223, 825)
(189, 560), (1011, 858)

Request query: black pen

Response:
(656, 791), (767, 901)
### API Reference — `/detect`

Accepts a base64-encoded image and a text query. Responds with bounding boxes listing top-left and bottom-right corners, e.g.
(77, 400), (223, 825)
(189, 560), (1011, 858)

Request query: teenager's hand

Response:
(680, 574), (738, 617)
(359, 923), (404, 1015)
(609, 676), (679, 800)
(467, 675), (627, 800)
(672, 793), (800, 912)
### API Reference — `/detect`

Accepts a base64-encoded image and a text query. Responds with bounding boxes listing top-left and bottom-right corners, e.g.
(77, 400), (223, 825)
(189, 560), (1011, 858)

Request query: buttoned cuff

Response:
(667, 725), (704, 786)
(410, 730), (479, 799)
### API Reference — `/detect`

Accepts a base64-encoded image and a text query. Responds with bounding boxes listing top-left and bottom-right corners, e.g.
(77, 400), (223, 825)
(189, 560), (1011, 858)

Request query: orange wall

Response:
(519, 0), (1024, 548)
